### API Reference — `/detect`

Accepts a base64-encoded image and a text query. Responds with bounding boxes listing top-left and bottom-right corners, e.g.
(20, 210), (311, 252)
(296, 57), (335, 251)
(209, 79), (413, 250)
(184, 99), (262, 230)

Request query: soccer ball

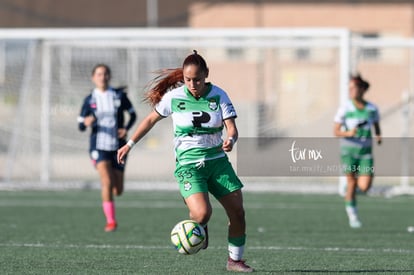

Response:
(170, 220), (206, 255)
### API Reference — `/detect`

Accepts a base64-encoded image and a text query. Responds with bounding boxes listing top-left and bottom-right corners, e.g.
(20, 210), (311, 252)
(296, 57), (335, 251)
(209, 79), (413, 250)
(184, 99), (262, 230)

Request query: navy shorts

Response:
(90, 149), (125, 171)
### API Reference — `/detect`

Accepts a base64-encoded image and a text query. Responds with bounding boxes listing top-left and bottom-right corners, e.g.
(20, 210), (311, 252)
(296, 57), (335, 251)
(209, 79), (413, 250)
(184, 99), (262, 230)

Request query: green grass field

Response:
(0, 190), (413, 274)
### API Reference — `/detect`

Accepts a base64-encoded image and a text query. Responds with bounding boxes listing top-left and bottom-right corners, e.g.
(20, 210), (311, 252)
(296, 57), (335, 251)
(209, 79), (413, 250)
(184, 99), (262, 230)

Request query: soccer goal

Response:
(0, 27), (411, 194)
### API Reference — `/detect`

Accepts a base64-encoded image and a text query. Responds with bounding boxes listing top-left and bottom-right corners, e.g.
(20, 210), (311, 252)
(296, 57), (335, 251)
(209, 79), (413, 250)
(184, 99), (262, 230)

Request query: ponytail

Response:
(144, 68), (183, 106)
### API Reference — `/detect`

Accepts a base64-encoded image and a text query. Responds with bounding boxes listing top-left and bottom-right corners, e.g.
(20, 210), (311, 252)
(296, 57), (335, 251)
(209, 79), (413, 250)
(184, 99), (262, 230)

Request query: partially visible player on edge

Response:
(117, 51), (253, 272)
(78, 64), (137, 232)
(334, 74), (381, 228)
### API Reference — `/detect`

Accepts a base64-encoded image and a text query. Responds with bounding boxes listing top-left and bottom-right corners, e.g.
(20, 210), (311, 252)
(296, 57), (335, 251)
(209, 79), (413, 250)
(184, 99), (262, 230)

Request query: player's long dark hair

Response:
(144, 50), (209, 106)
(351, 73), (370, 92)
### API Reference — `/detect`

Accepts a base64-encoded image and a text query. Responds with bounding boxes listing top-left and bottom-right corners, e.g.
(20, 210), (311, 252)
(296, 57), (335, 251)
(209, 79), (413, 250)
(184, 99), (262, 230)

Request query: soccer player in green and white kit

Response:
(117, 51), (253, 272)
(334, 74), (382, 228)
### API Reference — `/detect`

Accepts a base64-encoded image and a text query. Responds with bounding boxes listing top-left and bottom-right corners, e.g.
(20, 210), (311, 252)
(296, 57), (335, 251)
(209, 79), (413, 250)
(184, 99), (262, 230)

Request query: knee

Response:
(357, 177), (373, 193)
(190, 207), (212, 225)
(347, 176), (357, 186)
(101, 179), (111, 190)
(113, 187), (123, 196)
(358, 183), (371, 193)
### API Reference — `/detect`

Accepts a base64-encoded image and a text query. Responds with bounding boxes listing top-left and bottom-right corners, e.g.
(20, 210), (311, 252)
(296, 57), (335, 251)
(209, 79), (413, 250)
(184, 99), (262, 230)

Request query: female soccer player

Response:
(78, 64), (136, 232)
(117, 51), (253, 272)
(334, 74), (381, 228)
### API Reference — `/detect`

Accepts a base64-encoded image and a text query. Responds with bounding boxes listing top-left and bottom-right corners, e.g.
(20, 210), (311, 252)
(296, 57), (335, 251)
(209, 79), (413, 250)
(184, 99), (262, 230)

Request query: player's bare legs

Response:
(184, 192), (212, 225)
(96, 160), (117, 231)
(357, 175), (373, 193)
(112, 169), (124, 196)
(219, 189), (253, 272)
(345, 174), (357, 202)
(345, 174), (361, 228)
(184, 192), (212, 249)
(219, 190), (246, 238)
(96, 161), (114, 202)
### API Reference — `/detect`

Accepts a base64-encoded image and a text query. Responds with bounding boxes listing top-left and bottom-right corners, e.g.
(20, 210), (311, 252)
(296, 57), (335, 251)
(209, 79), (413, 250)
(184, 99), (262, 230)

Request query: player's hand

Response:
(347, 128), (357, 137)
(83, 115), (96, 127)
(117, 145), (131, 164)
(376, 136), (382, 145)
(118, 128), (127, 139)
(222, 138), (235, 152)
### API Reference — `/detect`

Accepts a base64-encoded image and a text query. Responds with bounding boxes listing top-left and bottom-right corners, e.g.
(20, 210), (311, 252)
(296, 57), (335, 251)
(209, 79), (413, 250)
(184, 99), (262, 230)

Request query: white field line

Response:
(0, 243), (413, 254)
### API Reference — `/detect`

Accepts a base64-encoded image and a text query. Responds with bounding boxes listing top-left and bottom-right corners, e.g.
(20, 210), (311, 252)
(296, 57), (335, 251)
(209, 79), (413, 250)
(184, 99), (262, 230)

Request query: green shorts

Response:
(341, 146), (374, 176)
(174, 156), (243, 200)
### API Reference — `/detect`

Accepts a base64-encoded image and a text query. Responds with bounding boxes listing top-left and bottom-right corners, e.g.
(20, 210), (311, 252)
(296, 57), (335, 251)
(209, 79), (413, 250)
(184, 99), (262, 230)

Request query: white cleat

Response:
(349, 219), (362, 228)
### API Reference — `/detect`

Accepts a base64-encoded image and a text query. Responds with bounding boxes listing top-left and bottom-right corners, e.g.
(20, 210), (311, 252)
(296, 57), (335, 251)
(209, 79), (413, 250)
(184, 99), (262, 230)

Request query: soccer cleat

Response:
(105, 222), (117, 232)
(349, 219), (362, 228)
(226, 257), (254, 273)
(202, 225), (208, 249)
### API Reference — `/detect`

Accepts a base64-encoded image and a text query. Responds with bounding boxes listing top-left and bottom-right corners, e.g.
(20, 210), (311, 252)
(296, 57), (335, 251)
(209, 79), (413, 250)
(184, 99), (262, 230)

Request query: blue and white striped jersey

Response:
(78, 87), (136, 151)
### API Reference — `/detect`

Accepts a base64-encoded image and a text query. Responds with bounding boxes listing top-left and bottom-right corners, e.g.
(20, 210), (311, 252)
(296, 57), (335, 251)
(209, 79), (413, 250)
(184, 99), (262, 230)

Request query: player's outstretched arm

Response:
(222, 118), (238, 152)
(117, 110), (163, 164)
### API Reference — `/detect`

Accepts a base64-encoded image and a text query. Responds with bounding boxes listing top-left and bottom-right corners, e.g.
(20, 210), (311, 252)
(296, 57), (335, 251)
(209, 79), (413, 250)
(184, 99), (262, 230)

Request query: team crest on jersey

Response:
(89, 99), (97, 109)
(183, 181), (192, 191)
(208, 98), (218, 111)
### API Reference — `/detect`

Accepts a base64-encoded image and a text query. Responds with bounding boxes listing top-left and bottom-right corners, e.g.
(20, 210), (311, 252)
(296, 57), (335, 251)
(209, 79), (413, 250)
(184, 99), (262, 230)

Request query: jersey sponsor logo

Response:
(192, 111), (211, 127)
(177, 102), (186, 110)
(226, 103), (236, 115)
(356, 120), (368, 128)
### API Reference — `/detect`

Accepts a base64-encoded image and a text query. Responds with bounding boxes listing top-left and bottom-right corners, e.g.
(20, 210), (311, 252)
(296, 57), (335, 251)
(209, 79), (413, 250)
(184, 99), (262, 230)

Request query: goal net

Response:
(0, 28), (412, 194)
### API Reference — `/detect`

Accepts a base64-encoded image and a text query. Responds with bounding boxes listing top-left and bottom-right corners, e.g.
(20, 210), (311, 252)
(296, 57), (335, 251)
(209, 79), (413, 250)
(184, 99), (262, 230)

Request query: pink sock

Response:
(102, 201), (116, 224)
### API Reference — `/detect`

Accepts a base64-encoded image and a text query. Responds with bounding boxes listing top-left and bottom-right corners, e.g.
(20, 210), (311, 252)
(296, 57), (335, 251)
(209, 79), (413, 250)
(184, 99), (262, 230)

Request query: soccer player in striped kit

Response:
(78, 64), (136, 232)
(117, 51), (253, 272)
(334, 74), (382, 228)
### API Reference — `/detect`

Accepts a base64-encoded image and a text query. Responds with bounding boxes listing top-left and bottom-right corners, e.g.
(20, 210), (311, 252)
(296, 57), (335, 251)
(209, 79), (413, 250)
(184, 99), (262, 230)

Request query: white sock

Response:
(228, 245), (245, 261)
(346, 206), (358, 221)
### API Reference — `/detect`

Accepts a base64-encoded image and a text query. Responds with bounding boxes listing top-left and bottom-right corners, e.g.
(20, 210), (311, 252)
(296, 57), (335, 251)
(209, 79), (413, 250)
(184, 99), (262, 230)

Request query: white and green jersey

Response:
(334, 99), (380, 148)
(155, 83), (237, 165)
